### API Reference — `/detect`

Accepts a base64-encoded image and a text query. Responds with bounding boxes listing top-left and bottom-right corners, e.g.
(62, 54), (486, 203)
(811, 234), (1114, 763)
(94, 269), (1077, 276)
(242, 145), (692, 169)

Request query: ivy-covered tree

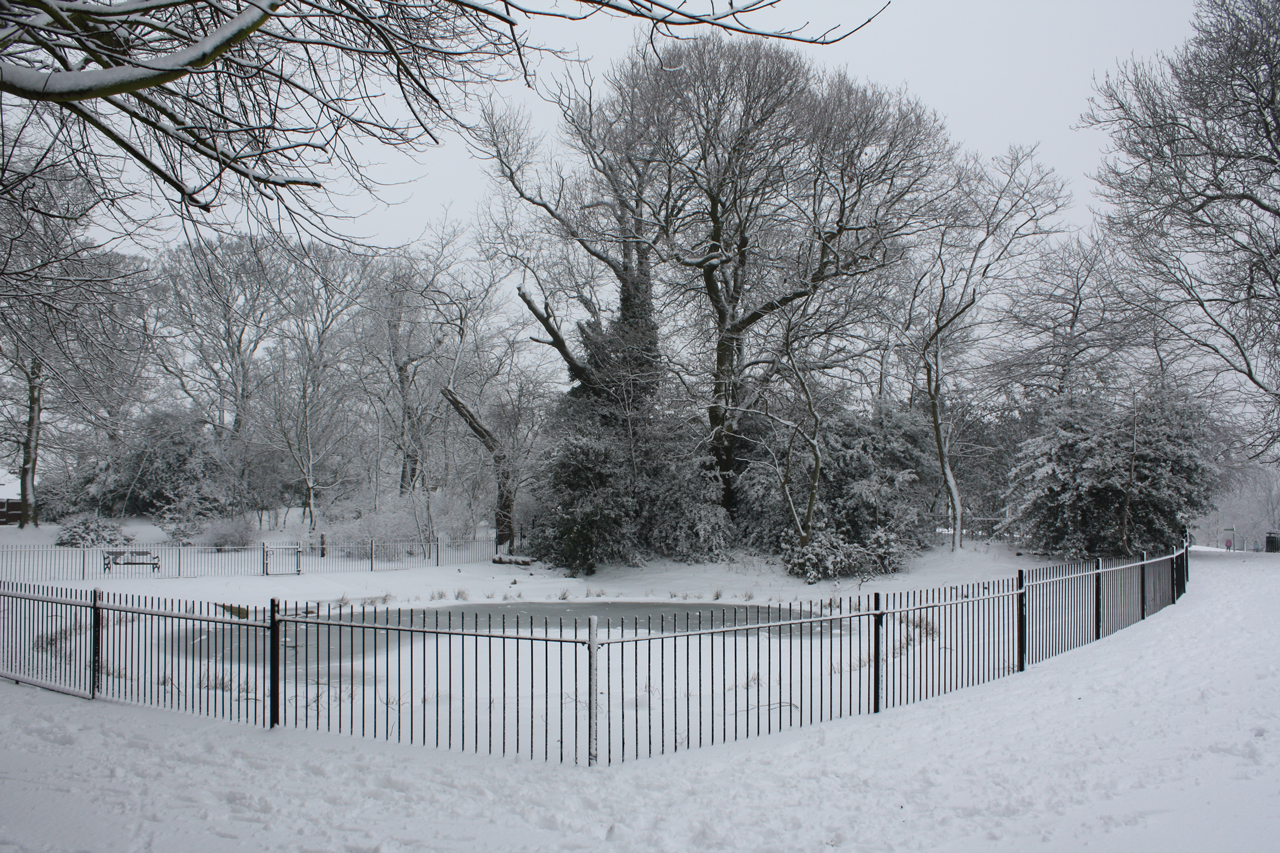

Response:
(1006, 386), (1225, 557)
(526, 394), (729, 574)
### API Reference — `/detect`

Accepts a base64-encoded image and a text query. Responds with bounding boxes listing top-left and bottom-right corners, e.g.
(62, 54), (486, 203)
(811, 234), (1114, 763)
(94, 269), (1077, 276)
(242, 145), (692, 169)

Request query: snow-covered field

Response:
(1, 548), (1276, 852)
(0, 517), (1043, 605)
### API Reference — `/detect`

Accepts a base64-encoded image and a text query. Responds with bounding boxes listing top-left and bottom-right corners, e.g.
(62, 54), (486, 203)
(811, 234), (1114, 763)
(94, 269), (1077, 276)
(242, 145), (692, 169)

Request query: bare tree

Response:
(0, 168), (149, 525)
(1086, 0), (1280, 454)
(356, 243), (464, 498)
(259, 244), (368, 527)
(479, 36), (952, 510)
(1, 1), (877, 230)
(989, 235), (1131, 399)
(897, 147), (1066, 550)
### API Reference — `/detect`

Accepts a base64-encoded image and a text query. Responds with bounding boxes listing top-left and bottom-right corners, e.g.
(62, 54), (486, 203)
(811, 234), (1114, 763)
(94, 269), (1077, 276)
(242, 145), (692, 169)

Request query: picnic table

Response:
(103, 550), (160, 573)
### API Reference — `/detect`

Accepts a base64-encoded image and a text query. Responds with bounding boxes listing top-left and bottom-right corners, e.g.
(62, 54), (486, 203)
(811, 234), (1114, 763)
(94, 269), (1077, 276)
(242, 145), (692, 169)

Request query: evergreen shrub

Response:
(55, 514), (134, 547)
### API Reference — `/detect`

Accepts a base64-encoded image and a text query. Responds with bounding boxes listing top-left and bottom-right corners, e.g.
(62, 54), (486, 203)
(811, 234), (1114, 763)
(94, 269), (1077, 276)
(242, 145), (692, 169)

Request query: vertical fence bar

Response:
(1094, 558), (1103, 641)
(588, 615), (598, 767)
(261, 542), (268, 576)
(1016, 570), (1026, 673)
(872, 593), (882, 714)
(269, 598), (280, 728)
(1140, 552), (1148, 620)
(90, 588), (103, 699)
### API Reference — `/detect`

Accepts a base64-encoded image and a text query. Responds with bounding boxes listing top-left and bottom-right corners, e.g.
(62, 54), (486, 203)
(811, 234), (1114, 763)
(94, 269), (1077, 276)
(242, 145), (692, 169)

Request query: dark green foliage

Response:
(780, 524), (909, 584)
(1007, 387), (1224, 557)
(737, 402), (938, 559)
(823, 404), (938, 546)
(85, 411), (221, 517)
(527, 397), (729, 574)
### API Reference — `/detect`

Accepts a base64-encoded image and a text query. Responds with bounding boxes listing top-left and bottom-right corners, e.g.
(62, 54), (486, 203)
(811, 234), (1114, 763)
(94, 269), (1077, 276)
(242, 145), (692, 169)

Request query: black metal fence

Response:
(0, 538), (500, 583)
(0, 548), (1189, 764)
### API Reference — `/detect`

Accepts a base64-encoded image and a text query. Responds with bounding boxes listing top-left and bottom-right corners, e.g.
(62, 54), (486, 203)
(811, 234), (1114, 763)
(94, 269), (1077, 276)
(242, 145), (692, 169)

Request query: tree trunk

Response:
(1120, 405), (1139, 556)
(925, 350), (962, 551)
(441, 387), (517, 550)
(19, 356), (42, 528)
(495, 466), (516, 552)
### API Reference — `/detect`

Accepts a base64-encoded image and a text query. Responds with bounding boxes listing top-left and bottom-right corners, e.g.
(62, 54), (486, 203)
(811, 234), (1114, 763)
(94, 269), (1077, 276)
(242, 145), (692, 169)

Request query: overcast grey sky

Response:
(351, 0), (1198, 245)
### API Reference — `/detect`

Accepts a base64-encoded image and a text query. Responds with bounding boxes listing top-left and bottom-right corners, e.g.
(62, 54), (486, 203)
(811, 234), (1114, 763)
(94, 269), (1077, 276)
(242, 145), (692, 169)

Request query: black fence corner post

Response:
(872, 592), (883, 713)
(1016, 570), (1027, 673)
(1140, 556), (1147, 621)
(1094, 558), (1103, 642)
(269, 598), (280, 729)
(90, 588), (103, 699)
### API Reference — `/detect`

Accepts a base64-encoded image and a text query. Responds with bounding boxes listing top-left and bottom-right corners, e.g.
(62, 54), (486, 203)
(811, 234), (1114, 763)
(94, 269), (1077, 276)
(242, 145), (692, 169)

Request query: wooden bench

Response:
(103, 550), (160, 573)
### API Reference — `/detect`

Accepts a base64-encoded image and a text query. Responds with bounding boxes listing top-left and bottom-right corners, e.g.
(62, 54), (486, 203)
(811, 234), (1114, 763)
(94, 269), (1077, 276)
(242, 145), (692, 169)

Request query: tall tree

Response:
(259, 245), (368, 527)
(152, 235), (287, 513)
(1086, 0), (1280, 454)
(1007, 384), (1224, 557)
(897, 146), (1066, 549)
(482, 36), (955, 511)
(0, 169), (147, 526)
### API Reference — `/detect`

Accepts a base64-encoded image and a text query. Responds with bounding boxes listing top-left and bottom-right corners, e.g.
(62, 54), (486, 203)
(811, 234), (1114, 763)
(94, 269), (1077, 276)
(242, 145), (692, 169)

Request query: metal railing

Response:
(0, 547), (1189, 764)
(0, 538), (501, 583)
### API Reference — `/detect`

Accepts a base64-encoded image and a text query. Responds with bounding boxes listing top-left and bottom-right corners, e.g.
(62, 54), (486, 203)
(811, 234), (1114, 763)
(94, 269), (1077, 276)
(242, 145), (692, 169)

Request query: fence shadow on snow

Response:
(0, 547), (1189, 765)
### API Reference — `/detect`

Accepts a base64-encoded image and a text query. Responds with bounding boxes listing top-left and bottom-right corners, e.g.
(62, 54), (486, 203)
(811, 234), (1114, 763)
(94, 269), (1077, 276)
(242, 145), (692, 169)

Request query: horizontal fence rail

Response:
(0, 538), (502, 583)
(0, 547), (1189, 764)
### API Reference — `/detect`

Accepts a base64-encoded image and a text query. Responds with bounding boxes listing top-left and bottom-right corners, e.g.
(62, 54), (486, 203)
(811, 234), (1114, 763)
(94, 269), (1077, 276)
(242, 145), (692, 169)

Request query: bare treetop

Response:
(0, 0), (877, 226)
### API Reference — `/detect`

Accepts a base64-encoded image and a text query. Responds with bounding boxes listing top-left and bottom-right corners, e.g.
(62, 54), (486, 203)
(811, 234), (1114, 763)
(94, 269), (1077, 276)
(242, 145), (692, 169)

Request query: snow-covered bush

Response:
(781, 525), (909, 584)
(161, 518), (205, 546)
(27, 475), (80, 522)
(737, 402), (936, 564)
(55, 514), (134, 548)
(204, 517), (256, 550)
(1006, 386), (1224, 558)
(323, 493), (437, 546)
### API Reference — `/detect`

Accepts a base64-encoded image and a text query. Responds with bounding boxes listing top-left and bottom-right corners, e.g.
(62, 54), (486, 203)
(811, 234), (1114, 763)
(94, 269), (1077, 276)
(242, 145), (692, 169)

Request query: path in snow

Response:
(0, 549), (1276, 852)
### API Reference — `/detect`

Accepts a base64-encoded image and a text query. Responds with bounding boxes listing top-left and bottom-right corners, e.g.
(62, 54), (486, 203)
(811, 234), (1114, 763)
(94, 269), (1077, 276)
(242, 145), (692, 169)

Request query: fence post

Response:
(1178, 537), (1189, 597)
(90, 588), (103, 699)
(872, 592), (883, 713)
(1094, 558), (1103, 641)
(370, 539), (375, 573)
(269, 598), (280, 728)
(262, 542), (268, 576)
(1016, 570), (1027, 673)
(1140, 552), (1147, 620)
(295, 546), (301, 575)
(587, 615), (599, 766)
(177, 547), (182, 578)
(81, 549), (86, 581)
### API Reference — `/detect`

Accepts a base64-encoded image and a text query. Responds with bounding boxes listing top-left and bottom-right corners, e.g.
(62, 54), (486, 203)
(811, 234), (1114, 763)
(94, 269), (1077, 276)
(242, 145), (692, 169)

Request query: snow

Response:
(1, 549), (1277, 851)
(0, 519), (1046, 605)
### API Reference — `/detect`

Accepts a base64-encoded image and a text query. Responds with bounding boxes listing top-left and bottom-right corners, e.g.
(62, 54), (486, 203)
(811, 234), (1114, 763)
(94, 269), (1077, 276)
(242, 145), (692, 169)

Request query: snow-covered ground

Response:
(1, 548), (1276, 852)
(0, 518), (1043, 605)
